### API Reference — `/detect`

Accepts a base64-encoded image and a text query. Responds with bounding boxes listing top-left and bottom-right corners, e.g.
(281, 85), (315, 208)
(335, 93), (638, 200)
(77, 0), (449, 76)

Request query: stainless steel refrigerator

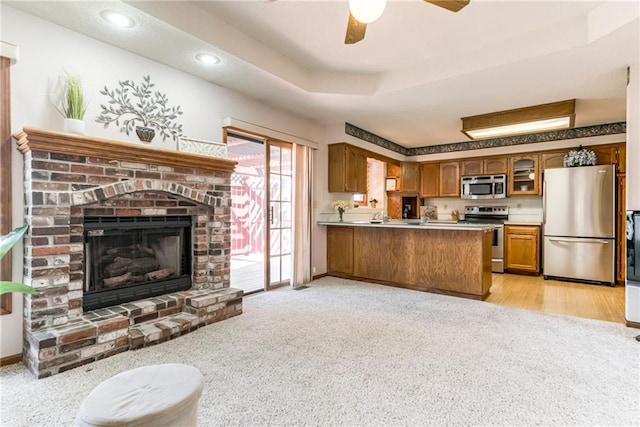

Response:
(543, 164), (615, 285)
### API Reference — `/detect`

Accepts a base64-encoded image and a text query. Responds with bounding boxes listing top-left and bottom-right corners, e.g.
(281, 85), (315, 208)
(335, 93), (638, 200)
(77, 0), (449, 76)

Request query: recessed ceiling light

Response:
(196, 53), (220, 65)
(100, 10), (135, 28)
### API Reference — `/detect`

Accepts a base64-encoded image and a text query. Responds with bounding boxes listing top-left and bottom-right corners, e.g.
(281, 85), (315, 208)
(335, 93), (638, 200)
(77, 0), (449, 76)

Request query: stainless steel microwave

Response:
(461, 174), (506, 199)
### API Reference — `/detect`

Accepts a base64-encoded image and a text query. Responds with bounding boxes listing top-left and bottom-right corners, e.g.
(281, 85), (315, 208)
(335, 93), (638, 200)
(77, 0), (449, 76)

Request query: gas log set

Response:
(83, 216), (192, 310)
(98, 244), (175, 288)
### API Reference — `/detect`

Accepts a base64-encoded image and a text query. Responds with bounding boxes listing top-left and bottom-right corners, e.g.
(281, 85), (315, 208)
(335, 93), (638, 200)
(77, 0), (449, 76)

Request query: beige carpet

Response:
(1, 277), (639, 426)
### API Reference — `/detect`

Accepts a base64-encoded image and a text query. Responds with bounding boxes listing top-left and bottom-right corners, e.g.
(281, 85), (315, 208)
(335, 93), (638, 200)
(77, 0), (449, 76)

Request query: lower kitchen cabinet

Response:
(325, 224), (493, 299)
(505, 225), (540, 275)
(327, 226), (354, 275)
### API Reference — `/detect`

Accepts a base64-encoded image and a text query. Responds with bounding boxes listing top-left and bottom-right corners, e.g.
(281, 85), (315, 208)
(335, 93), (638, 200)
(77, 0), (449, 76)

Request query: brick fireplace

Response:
(14, 128), (243, 378)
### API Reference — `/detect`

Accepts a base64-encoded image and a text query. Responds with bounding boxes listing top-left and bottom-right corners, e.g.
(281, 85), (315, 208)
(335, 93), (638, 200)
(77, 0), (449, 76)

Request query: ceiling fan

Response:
(345, 0), (470, 44)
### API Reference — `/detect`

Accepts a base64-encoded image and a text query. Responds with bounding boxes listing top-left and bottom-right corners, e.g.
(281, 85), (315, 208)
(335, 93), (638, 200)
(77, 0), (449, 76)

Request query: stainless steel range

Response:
(461, 206), (509, 273)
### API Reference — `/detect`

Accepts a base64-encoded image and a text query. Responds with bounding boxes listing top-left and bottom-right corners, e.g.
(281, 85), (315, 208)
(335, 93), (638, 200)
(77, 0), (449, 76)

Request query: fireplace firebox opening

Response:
(83, 216), (193, 311)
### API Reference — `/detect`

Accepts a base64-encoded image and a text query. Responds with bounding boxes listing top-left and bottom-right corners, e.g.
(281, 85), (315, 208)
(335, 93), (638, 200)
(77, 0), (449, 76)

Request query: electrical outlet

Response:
(444, 204), (448, 210)
(517, 203), (522, 208)
(312, 266), (316, 274)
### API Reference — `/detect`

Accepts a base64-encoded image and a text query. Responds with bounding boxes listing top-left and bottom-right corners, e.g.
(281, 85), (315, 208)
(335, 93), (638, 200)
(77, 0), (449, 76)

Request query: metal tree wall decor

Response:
(96, 75), (183, 143)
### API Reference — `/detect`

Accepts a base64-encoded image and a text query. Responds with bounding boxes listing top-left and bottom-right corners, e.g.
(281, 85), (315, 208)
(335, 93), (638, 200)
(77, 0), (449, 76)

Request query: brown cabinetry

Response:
(328, 143), (367, 193)
(616, 145), (626, 173)
(326, 225), (493, 300)
(461, 159), (483, 176)
(505, 225), (540, 274)
(420, 162), (440, 197)
(327, 226), (354, 275)
(617, 173), (626, 283)
(509, 154), (540, 195)
(461, 157), (507, 176)
(439, 161), (460, 197)
(400, 162), (420, 193)
(591, 146), (615, 167)
(541, 151), (566, 170)
(542, 143), (626, 172)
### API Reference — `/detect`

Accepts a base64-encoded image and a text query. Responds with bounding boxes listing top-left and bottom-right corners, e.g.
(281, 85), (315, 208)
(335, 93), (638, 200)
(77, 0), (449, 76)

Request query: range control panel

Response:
(464, 206), (509, 216)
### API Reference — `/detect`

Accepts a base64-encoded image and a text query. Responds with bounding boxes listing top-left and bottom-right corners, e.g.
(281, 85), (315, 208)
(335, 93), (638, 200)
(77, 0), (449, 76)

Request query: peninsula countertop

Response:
(317, 220), (495, 231)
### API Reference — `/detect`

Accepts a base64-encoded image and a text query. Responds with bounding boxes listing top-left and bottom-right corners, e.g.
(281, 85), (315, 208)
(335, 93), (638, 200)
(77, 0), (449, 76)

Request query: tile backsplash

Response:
(420, 196), (543, 223)
(318, 195), (543, 223)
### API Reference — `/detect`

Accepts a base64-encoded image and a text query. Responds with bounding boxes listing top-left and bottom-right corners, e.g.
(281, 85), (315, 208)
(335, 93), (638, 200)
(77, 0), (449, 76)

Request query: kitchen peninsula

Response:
(319, 221), (494, 300)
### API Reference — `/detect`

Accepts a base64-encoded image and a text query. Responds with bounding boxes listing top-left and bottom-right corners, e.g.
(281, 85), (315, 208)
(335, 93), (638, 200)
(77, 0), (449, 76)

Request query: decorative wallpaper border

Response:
(345, 122), (626, 156)
(345, 123), (410, 156)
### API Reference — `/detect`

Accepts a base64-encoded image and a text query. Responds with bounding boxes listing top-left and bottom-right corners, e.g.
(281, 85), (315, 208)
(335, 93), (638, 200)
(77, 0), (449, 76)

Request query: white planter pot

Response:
(64, 118), (85, 135)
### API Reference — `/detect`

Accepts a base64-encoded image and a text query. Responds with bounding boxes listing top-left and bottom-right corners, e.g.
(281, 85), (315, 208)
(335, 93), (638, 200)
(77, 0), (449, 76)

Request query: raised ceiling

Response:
(5, 0), (640, 148)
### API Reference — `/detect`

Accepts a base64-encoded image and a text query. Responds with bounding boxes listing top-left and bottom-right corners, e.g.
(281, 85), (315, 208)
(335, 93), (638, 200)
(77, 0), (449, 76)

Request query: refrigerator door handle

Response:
(547, 237), (611, 244)
(542, 176), (546, 225)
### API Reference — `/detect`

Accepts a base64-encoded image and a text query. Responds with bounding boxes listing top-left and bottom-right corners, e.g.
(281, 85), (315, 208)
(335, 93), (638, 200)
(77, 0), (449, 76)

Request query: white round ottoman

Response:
(76, 363), (204, 427)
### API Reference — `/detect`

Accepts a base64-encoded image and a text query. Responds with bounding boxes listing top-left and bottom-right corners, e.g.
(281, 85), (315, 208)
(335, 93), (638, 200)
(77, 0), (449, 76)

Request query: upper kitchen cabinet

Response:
(386, 162), (419, 193)
(439, 161), (460, 197)
(484, 157), (508, 174)
(541, 143), (625, 172)
(461, 159), (483, 176)
(400, 162), (420, 193)
(420, 162), (440, 197)
(591, 144), (625, 173)
(461, 157), (507, 176)
(328, 143), (367, 193)
(509, 154), (540, 195)
(541, 151), (566, 170)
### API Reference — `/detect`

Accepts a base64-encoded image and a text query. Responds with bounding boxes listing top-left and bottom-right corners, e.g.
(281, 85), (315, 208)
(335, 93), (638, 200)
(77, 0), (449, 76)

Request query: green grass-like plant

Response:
(0, 225), (37, 295)
(56, 72), (87, 120)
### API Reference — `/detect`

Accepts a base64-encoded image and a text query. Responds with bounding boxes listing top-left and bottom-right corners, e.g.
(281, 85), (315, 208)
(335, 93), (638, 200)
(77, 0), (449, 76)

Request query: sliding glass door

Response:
(227, 133), (292, 293)
(228, 134), (266, 294)
(268, 142), (292, 289)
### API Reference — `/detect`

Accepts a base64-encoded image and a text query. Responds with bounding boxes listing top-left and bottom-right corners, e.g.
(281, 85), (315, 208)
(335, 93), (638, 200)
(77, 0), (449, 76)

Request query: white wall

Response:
(0, 5), (325, 358)
(627, 63), (639, 210)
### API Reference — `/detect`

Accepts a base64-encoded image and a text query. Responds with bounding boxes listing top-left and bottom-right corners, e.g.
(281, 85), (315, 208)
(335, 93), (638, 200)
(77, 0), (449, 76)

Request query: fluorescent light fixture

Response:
(464, 117), (572, 139)
(349, 0), (387, 23)
(195, 53), (220, 65)
(100, 10), (135, 28)
(461, 99), (576, 140)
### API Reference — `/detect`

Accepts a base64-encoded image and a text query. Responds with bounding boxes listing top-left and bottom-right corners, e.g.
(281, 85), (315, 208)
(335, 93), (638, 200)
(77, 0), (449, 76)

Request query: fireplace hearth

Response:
(83, 216), (192, 311)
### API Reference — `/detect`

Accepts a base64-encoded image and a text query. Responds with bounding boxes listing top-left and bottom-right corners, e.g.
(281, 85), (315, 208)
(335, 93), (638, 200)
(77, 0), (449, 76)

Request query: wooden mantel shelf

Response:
(13, 127), (237, 173)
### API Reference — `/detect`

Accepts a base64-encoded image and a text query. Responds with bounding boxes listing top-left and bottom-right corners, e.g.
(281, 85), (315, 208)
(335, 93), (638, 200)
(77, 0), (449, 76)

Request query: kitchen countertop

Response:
(317, 220), (495, 231)
(503, 221), (543, 226)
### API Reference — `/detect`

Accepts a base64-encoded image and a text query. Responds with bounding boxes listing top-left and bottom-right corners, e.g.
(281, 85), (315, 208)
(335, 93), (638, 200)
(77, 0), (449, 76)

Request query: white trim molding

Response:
(222, 117), (318, 149)
(0, 41), (19, 61)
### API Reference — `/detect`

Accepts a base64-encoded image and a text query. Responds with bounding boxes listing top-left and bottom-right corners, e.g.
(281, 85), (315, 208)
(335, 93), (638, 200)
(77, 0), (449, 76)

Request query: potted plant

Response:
(370, 198), (379, 208)
(96, 75), (183, 143)
(55, 72), (88, 135)
(0, 224), (37, 295)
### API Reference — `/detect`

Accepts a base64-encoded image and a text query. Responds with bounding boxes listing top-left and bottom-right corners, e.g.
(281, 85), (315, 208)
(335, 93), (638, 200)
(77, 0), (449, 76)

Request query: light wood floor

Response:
(486, 273), (626, 324)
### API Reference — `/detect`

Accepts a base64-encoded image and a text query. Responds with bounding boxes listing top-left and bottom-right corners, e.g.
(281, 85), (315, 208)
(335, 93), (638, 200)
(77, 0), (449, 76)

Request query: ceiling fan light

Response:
(349, 0), (387, 24)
